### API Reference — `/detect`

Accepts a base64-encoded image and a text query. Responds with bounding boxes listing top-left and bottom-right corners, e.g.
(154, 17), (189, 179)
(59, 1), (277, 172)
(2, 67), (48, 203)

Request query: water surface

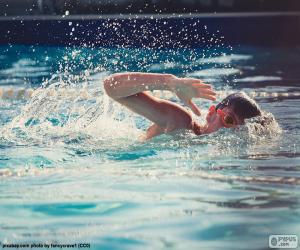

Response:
(0, 45), (299, 250)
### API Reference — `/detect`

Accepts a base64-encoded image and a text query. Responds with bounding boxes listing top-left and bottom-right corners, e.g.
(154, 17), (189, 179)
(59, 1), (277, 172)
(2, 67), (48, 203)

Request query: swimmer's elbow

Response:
(103, 77), (112, 96)
(103, 75), (118, 99)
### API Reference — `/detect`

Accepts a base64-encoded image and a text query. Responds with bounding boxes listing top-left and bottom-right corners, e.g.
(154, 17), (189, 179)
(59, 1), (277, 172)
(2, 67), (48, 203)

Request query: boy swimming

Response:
(104, 72), (262, 140)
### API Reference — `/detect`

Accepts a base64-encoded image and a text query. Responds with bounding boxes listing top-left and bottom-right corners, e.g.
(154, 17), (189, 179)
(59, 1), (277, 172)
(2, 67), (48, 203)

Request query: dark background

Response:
(1, 0), (300, 16)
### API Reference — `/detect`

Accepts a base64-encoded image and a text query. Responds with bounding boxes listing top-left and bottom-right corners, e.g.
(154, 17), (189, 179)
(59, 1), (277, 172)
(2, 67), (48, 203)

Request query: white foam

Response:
(240, 111), (282, 139)
(148, 61), (179, 71)
(234, 76), (282, 82)
(196, 54), (252, 64)
(1, 72), (140, 148)
(187, 68), (240, 77)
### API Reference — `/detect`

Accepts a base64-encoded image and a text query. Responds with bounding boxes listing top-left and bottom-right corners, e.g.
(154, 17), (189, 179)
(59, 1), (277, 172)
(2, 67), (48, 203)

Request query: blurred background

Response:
(1, 0), (300, 15)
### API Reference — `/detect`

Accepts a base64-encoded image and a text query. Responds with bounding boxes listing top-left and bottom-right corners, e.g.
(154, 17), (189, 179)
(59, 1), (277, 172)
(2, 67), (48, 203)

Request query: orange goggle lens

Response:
(209, 105), (236, 128)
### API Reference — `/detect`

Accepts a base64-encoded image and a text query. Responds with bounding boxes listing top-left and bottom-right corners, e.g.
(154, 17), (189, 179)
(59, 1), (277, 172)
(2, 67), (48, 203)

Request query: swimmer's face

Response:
(205, 106), (243, 133)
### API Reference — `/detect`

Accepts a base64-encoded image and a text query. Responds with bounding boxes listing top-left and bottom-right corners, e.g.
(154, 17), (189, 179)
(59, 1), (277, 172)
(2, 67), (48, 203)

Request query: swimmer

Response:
(104, 72), (261, 140)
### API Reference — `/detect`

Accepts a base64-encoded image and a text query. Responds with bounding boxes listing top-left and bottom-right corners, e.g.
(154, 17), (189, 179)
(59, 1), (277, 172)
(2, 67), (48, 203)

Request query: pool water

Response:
(0, 44), (299, 250)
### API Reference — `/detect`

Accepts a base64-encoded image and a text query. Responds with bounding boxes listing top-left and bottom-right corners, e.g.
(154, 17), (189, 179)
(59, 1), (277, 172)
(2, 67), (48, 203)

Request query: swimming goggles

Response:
(208, 105), (236, 128)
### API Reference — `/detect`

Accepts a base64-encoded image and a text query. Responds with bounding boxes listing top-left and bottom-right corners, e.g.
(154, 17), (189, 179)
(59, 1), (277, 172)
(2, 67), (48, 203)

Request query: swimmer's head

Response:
(205, 92), (262, 133)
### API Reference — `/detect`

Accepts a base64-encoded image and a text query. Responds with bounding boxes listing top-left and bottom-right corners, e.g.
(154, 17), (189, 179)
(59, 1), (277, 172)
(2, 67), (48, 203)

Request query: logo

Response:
(269, 235), (298, 249)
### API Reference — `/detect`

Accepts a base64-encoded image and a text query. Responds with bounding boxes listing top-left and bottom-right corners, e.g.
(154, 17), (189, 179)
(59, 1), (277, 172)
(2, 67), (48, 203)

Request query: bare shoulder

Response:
(158, 98), (194, 131)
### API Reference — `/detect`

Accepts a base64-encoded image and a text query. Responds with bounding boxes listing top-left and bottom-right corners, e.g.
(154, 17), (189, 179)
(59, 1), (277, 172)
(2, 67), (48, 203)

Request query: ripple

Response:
(28, 202), (135, 217)
(234, 76), (282, 83)
(0, 59), (51, 79)
(0, 78), (24, 86)
(187, 68), (240, 77)
(148, 62), (179, 71)
(0, 45), (300, 249)
(196, 54), (252, 64)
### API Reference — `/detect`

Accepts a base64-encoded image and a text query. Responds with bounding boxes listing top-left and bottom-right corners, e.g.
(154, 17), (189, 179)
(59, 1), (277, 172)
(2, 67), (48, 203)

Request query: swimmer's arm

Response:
(103, 72), (216, 133)
(103, 72), (216, 115)
(103, 72), (174, 98)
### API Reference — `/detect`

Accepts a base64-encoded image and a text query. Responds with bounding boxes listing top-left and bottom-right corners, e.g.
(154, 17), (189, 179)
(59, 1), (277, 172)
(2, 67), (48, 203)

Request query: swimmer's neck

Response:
(191, 121), (217, 135)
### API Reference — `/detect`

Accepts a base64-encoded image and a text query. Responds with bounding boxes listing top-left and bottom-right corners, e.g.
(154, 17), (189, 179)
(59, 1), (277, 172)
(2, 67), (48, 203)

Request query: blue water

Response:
(0, 45), (300, 250)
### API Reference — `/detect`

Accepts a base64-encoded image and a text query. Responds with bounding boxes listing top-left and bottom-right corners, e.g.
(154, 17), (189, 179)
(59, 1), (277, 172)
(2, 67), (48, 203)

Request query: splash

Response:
(242, 111), (282, 139)
(0, 72), (141, 149)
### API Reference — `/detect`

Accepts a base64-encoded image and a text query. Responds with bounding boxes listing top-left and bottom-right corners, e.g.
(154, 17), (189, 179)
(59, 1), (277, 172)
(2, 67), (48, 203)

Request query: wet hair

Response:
(216, 92), (261, 121)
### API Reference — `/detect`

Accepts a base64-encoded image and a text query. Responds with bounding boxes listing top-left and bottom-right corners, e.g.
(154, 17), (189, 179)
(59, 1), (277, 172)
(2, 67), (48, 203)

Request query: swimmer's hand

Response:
(169, 76), (216, 116)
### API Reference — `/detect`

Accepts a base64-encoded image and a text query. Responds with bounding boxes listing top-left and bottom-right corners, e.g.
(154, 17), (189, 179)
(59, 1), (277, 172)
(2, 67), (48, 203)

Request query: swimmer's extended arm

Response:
(103, 72), (216, 136)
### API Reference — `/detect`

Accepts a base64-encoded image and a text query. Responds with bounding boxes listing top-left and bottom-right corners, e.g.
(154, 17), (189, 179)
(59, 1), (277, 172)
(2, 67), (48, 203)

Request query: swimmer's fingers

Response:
(197, 91), (217, 101)
(192, 83), (215, 92)
(180, 78), (212, 88)
(200, 94), (217, 101)
(191, 85), (216, 101)
(192, 83), (216, 98)
(183, 78), (206, 84)
(197, 88), (216, 97)
(192, 82), (213, 89)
